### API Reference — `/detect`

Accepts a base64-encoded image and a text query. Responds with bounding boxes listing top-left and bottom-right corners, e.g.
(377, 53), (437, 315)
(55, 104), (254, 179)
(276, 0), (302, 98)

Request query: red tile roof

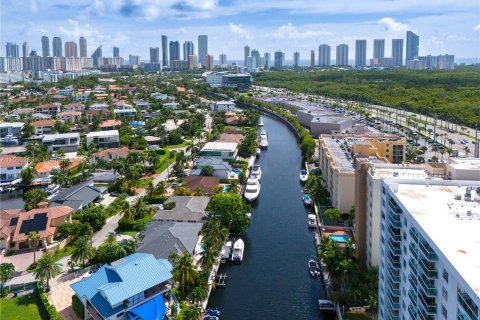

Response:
(31, 119), (57, 127)
(184, 176), (220, 195)
(0, 155), (28, 168)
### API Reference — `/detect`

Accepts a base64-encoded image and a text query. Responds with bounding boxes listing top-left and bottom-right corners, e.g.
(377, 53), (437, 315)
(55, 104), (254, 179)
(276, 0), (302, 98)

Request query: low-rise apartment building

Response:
(42, 132), (80, 153)
(209, 101), (236, 112)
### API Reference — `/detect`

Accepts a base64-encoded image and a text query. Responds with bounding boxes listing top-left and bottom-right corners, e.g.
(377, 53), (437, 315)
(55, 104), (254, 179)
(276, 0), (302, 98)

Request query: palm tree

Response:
(27, 231), (41, 264)
(464, 146), (471, 157)
(183, 306), (202, 320)
(59, 157), (72, 172)
(34, 252), (62, 291)
(71, 236), (95, 267)
(155, 181), (167, 196)
(21, 166), (37, 186)
(51, 171), (71, 188)
(147, 152), (160, 170)
(190, 285), (208, 305)
(172, 252), (198, 294)
(67, 260), (76, 273)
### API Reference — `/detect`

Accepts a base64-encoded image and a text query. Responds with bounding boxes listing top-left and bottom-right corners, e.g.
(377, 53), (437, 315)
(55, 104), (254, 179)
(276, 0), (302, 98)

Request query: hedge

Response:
(118, 214), (153, 232)
(37, 285), (62, 320)
(72, 294), (84, 319)
(145, 195), (168, 204)
(105, 194), (128, 216)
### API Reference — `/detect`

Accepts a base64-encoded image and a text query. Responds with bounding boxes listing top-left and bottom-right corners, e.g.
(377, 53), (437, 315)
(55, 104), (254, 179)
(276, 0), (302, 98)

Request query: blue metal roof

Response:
(71, 253), (172, 318)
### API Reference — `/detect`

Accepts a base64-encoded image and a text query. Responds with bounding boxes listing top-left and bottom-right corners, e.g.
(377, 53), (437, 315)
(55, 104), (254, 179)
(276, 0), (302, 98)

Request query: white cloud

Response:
(272, 23), (333, 39)
(426, 36), (444, 46)
(474, 24), (480, 31)
(378, 17), (408, 32)
(229, 23), (251, 39)
(447, 34), (468, 41)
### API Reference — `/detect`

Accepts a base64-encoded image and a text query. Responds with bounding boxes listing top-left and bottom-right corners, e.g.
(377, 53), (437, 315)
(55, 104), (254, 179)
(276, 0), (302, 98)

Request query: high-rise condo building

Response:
(52, 37), (63, 57)
(161, 35), (168, 66)
(319, 44), (331, 66)
(5, 42), (19, 57)
(406, 31), (419, 62)
(244, 45), (250, 66)
(41, 36), (50, 57)
(392, 39), (404, 67)
(378, 177), (480, 320)
(264, 52), (270, 70)
(274, 51), (285, 69)
(91, 46), (102, 67)
(79, 37), (87, 57)
(336, 44), (348, 66)
(187, 54), (197, 70)
(198, 35), (208, 65)
(129, 55), (140, 65)
(293, 51), (300, 67)
(219, 54), (227, 67)
(310, 50), (315, 67)
(183, 41), (194, 61)
(149, 47), (160, 64)
(64, 41), (78, 57)
(205, 54), (214, 70)
(22, 42), (29, 58)
(249, 49), (261, 70)
(373, 39), (385, 59)
(355, 39), (367, 67)
(113, 46), (120, 58)
(169, 41), (180, 62)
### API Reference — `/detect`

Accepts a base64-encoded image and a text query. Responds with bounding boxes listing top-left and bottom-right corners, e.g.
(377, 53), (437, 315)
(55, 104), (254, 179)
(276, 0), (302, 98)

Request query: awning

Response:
(127, 294), (167, 320)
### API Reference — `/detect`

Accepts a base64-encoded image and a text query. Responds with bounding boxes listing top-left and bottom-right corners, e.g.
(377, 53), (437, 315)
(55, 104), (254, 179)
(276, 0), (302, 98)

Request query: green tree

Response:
(206, 193), (251, 234)
(200, 165), (214, 176)
(183, 306), (202, 320)
(77, 205), (108, 231)
(0, 263), (15, 284)
(71, 236), (95, 267)
(170, 252), (198, 294)
(34, 252), (62, 291)
(324, 208), (342, 223)
(27, 231), (41, 264)
(23, 189), (48, 211)
(190, 285), (209, 305)
(300, 134), (316, 162)
(21, 166), (37, 186)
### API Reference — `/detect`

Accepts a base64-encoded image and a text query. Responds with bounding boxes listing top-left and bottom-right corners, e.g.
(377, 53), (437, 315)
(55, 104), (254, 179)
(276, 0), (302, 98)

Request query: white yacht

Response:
(244, 178), (261, 202)
(260, 139), (268, 149)
(220, 241), (233, 263)
(308, 214), (317, 228)
(258, 117), (264, 127)
(256, 148), (261, 156)
(250, 165), (262, 180)
(232, 238), (245, 264)
(300, 169), (309, 182)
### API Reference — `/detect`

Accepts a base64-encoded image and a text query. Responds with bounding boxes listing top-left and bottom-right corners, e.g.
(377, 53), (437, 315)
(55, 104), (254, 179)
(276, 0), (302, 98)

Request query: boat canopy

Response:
(127, 294), (167, 320)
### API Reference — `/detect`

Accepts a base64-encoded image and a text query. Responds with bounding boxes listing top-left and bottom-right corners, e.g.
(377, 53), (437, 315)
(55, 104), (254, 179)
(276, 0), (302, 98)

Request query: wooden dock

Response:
(215, 273), (227, 287)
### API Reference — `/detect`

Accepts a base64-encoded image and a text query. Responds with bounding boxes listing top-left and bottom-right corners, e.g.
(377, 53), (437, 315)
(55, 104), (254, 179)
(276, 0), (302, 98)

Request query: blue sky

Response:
(1, 0), (480, 60)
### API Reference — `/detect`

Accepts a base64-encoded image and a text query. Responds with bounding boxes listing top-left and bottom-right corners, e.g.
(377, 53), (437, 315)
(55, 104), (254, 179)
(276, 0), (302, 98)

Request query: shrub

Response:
(118, 214), (153, 232)
(164, 201), (176, 210)
(145, 195), (168, 204)
(37, 285), (62, 320)
(72, 294), (85, 319)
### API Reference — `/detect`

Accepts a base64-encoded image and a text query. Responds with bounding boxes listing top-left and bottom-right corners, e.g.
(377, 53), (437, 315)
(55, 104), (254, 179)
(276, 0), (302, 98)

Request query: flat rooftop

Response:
(392, 182), (480, 299)
(448, 158), (480, 170)
(370, 164), (428, 179)
(323, 136), (368, 173)
(202, 141), (238, 151)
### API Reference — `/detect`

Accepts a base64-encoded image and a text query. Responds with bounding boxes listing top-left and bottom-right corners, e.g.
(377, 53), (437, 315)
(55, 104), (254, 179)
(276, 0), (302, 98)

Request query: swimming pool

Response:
(329, 234), (349, 243)
(231, 169), (242, 175)
(223, 185), (232, 193)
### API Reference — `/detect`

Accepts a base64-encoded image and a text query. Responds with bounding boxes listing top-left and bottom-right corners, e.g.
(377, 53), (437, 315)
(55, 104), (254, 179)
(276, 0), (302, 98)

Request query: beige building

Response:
(318, 133), (406, 213)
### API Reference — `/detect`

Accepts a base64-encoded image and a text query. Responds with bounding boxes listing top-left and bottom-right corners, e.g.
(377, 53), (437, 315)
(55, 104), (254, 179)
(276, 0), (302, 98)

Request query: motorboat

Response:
(244, 178), (261, 202)
(232, 238), (244, 264)
(309, 259), (321, 278)
(250, 165), (262, 180)
(46, 184), (60, 195)
(256, 148), (261, 156)
(308, 214), (317, 228)
(205, 309), (221, 317)
(303, 193), (312, 206)
(300, 169), (309, 182)
(0, 135), (18, 144)
(258, 117), (264, 127)
(259, 139), (268, 149)
(220, 241), (233, 263)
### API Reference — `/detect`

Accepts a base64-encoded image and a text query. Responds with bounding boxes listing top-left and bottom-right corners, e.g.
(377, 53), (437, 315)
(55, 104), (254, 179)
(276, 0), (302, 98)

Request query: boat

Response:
(46, 184), (60, 195)
(300, 169), (309, 182)
(309, 259), (321, 278)
(0, 134), (18, 144)
(258, 117), (264, 127)
(256, 148), (261, 156)
(205, 309), (221, 317)
(250, 165), (262, 180)
(259, 139), (268, 149)
(220, 241), (233, 263)
(232, 238), (244, 264)
(308, 214), (317, 228)
(303, 193), (312, 206)
(244, 178), (261, 202)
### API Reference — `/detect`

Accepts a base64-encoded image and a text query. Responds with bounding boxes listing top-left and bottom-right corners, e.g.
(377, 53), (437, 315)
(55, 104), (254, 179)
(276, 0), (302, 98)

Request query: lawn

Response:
(118, 230), (138, 237)
(137, 177), (154, 188)
(165, 141), (190, 149)
(0, 294), (46, 320)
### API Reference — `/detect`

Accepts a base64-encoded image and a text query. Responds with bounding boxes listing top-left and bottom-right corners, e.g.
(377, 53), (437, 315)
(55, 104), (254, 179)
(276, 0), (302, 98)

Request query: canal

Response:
(208, 115), (327, 319)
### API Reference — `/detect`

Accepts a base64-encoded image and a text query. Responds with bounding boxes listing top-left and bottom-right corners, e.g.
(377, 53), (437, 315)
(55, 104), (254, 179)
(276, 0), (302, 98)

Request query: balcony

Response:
(388, 280), (400, 297)
(388, 226), (402, 242)
(388, 238), (401, 256)
(387, 303), (400, 320)
(86, 301), (104, 320)
(409, 258), (418, 275)
(387, 267), (400, 283)
(387, 213), (401, 228)
(409, 242), (418, 259)
(418, 290), (437, 314)
(388, 251), (401, 269)
(408, 289), (417, 304)
(144, 282), (172, 301)
(419, 241), (437, 261)
(388, 198), (402, 214)
(418, 275), (437, 297)
(409, 228), (418, 242)
(408, 305), (418, 319)
(418, 259), (438, 279)
(409, 275), (418, 290)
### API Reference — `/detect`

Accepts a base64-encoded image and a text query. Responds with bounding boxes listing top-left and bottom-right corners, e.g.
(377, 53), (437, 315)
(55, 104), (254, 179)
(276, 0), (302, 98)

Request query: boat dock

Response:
(215, 274), (228, 287)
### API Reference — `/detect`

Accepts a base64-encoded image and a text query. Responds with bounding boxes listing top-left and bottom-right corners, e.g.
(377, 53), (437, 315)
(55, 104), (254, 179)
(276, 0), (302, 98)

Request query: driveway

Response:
(0, 249), (43, 273)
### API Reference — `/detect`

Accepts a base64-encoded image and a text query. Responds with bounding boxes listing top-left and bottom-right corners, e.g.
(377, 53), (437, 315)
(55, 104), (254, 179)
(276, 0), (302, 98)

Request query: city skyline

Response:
(1, 1), (479, 60)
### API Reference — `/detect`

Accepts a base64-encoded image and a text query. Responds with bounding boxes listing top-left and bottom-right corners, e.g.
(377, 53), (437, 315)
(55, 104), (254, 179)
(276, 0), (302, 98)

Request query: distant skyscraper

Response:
(205, 54), (214, 70)
(219, 54), (227, 67)
(64, 41), (78, 57)
(406, 31), (419, 62)
(373, 39), (385, 59)
(336, 44), (349, 66)
(41, 36), (50, 57)
(310, 50), (315, 67)
(274, 51), (285, 69)
(79, 37), (87, 57)
(355, 40), (367, 67)
(187, 54), (198, 69)
(52, 37), (63, 57)
(22, 42), (29, 58)
(264, 52), (270, 70)
(293, 51), (300, 67)
(392, 39), (404, 67)
(249, 49), (261, 70)
(113, 47), (120, 58)
(169, 41), (180, 62)
(244, 45), (250, 66)
(91, 46), (102, 67)
(129, 55), (140, 65)
(161, 35), (168, 66)
(319, 44), (331, 66)
(198, 35), (208, 65)
(150, 47), (160, 64)
(5, 42), (19, 57)
(183, 41), (194, 61)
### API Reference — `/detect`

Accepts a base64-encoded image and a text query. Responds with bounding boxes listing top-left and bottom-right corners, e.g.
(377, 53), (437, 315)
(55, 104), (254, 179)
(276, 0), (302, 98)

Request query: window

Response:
(442, 287), (448, 300)
(443, 269), (449, 283)
(441, 305), (447, 318)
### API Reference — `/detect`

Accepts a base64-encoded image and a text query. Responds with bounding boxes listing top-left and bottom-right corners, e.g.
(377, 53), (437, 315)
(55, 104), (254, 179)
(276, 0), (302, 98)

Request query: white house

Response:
(200, 142), (238, 160)
(135, 100), (151, 111)
(0, 155), (28, 184)
(42, 133), (80, 153)
(210, 100), (236, 112)
(0, 122), (24, 138)
(86, 130), (120, 148)
(150, 93), (172, 101)
(89, 103), (110, 110)
(163, 102), (180, 110)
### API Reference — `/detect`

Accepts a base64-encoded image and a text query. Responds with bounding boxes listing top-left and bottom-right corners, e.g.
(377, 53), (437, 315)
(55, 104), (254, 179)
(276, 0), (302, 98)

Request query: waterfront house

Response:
(153, 196), (210, 223)
(183, 176), (221, 195)
(0, 155), (28, 184)
(70, 253), (173, 320)
(200, 142), (238, 160)
(209, 100), (236, 112)
(0, 202), (73, 250)
(34, 158), (83, 181)
(189, 157), (232, 180)
(42, 132), (80, 153)
(50, 181), (105, 211)
(86, 130), (120, 148)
